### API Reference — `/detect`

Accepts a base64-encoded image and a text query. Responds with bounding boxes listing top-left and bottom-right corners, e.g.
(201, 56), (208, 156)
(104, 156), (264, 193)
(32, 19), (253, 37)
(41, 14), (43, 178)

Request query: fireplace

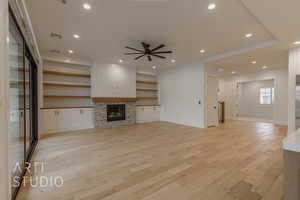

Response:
(107, 104), (126, 122)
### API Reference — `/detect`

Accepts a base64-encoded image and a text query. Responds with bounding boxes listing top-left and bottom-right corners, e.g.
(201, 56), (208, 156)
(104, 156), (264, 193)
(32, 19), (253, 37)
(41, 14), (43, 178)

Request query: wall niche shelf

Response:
(136, 88), (158, 92)
(41, 106), (93, 110)
(136, 71), (159, 106)
(136, 80), (157, 85)
(43, 59), (92, 108)
(43, 81), (91, 88)
(43, 70), (90, 78)
(44, 95), (91, 99)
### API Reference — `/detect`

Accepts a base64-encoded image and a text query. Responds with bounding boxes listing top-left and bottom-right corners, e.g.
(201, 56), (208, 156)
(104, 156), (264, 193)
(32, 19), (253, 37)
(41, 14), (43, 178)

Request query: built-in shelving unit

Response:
(43, 59), (92, 108)
(136, 71), (159, 106)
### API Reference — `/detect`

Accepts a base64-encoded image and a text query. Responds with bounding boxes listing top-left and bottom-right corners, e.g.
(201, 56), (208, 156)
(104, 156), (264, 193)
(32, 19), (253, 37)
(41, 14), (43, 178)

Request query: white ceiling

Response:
(25, 0), (280, 71)
(206, 0), (300, 76)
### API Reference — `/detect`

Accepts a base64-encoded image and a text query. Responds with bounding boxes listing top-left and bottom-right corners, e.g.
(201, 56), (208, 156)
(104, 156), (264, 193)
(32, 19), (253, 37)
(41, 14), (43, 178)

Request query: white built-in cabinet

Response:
(42, 108), (94, 134)
(136, 106), (160, 123)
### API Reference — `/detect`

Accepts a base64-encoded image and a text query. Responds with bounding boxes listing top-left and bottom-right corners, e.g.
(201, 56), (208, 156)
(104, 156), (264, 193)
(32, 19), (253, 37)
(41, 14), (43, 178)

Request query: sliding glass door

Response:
(9, 10), (38, 199)
(8, 10), (25, 197)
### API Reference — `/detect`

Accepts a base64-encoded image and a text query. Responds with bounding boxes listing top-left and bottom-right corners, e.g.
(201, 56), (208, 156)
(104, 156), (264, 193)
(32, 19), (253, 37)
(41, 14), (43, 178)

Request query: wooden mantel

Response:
(92, 97), (137, 102)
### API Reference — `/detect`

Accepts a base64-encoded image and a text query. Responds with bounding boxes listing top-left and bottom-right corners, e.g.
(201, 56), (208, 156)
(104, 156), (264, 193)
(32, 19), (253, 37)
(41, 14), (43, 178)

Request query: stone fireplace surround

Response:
(94, 98), (136, 128)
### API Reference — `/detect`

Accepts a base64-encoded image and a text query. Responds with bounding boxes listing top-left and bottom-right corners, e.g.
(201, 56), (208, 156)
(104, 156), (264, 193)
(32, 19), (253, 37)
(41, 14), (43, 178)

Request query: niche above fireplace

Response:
(107, 104), (125, 122)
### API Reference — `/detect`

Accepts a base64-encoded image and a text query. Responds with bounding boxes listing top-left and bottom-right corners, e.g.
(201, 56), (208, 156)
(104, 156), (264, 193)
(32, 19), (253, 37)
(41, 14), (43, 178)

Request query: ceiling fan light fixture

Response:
(124, 42), (172, 62)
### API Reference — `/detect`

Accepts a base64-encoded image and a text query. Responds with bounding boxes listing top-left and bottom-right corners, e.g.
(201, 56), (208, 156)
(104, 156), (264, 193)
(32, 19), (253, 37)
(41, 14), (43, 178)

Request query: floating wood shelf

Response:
(136, 72), (156, 77)
(137, 97), (158, 100)
(136, 88), (158, 92)
(92, 97), (137, 102)
(43, 70), (90, 77)
(44, 95), (90, 99)
(136, 80), (157, 85)
(136, 105), (160, 107)
(41, 106), (93, 110)
(43, 81), (91, 88)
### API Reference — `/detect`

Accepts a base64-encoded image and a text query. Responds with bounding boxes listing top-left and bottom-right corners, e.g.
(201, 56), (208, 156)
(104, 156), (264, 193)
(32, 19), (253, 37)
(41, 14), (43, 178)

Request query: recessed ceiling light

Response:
(119, 59), (123, 63)
(208, 3), (216, 10)
(68, 50), (74, 54)
(152, 66), (156, 69)
(231, 71), (236, 74)
(245, 33), (253, 38)
(171, 59), (176, 63)
(252, 61), (257, 64)
(200, 49), (206, 53)
(262, 66), (268, 69)
(73, 34), (80, 39)
(83, 3), (91, 10)
(218, 68), (224, 72)
(294, 41), (300, 45)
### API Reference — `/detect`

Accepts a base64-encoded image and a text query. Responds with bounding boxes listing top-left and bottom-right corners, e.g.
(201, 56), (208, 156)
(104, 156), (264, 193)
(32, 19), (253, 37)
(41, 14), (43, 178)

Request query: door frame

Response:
(9, 7), (38, 200)
(205, 73), (219, 128)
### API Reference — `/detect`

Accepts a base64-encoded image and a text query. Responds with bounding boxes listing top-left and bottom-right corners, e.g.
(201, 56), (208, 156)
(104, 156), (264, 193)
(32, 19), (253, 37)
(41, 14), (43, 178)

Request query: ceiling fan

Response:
(125, 42), (172, 62)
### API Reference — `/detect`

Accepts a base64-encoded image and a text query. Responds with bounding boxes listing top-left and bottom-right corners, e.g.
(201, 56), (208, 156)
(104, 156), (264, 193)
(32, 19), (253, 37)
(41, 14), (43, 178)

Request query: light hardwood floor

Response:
(17, 120), (287, 200)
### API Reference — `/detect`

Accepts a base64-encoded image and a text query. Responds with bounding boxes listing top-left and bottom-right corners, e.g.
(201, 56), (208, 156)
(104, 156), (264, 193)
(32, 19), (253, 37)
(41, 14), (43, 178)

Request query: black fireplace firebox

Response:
(107, 104), (126, 122)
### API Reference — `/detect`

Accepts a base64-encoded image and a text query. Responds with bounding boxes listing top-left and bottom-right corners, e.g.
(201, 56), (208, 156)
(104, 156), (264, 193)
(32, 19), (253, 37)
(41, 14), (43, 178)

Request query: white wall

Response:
(159, 63), (206, 128)
(91, 62), (136, 98)
(219, 67), (288, 125)
(288, 47), (300, 133)
(238, 79), (274, 119)
(0, 0), (9, 199)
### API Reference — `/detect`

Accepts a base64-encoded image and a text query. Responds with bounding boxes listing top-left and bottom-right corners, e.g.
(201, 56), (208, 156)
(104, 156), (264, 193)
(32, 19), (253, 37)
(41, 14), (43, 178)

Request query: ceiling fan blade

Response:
(135, 54), (145, 60)
(151, 54), (166, 59)
(141, 42), (150, 51)
(125, 46), (144, 53)
(151, 44), (165, 52)
(124, 53), (144, 55)
(148, 55), (152, 61)
(151, 51), (173, 54)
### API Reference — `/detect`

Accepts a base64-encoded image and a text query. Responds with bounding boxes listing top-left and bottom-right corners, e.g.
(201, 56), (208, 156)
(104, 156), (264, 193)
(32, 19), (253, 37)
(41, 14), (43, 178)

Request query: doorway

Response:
(236, 79), (275, 122)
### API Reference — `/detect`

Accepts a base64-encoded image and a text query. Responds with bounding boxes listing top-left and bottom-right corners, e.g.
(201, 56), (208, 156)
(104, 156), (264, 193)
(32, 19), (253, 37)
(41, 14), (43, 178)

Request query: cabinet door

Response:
(144, 107), (155, 122)
(154, 106), (160, 121)
(42, 110), (58, 133)
(56, 109), (80, 132)
(136, 107), (145, 123)
(80, 108), (94, 129)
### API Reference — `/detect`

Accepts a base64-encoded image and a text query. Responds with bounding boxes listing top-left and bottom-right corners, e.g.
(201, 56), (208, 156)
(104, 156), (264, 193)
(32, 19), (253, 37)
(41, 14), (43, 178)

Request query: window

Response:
(260, 88), (274, 104)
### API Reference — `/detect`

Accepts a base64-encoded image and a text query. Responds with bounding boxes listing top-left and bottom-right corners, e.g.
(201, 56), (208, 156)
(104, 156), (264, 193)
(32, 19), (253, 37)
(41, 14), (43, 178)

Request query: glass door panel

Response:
(8, 13), (25, 196)
(25, 56), (31, 155)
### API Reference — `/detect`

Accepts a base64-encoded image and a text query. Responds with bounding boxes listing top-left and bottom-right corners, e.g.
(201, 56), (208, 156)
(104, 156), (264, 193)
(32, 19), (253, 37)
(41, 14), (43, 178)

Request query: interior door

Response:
(207, 75), (219, 127)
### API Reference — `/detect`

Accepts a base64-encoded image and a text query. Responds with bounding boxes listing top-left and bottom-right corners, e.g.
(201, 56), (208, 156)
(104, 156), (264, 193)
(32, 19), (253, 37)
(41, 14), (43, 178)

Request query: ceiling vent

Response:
(50, 49), (61, 54)
(50, 32), (62, 39)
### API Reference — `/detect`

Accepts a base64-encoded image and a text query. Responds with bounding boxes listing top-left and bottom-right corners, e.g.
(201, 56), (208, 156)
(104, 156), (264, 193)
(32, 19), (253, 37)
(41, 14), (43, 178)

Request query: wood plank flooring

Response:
(17, 120), (287, 200)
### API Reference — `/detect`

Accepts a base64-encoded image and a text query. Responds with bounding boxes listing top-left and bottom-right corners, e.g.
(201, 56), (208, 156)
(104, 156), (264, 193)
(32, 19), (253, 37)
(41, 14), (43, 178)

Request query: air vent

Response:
(50, 49), (61, 54)
(56, 0), (67, 4)
(50, 32), (62, 39)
